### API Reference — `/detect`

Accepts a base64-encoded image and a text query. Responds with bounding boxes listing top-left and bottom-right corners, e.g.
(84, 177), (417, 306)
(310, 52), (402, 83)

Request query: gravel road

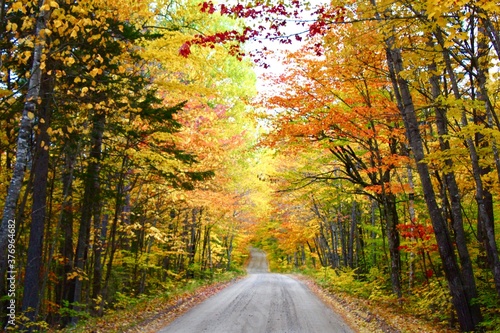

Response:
(157, 248), (353, 333)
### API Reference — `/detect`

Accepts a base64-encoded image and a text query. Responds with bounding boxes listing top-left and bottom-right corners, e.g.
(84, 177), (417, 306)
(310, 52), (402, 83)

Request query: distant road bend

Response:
(158, 248), (353, 333)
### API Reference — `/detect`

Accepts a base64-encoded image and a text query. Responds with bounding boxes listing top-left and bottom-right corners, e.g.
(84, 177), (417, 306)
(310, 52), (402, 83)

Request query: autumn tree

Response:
(256, 20), (411, 297)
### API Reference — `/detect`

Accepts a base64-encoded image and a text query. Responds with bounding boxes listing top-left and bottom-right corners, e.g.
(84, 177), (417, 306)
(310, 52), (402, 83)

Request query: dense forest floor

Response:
(53, 272), (460, 333)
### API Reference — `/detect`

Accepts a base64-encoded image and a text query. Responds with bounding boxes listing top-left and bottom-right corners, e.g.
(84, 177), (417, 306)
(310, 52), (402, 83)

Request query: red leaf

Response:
(179, 42), (191, 57)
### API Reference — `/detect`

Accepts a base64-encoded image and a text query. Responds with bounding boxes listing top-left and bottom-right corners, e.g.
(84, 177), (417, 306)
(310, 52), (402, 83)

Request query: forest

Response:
(0, 0), (500, 332)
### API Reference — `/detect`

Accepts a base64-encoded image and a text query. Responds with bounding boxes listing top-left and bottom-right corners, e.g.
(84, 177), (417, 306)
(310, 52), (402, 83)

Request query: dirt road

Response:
(157, 248), (353, 333)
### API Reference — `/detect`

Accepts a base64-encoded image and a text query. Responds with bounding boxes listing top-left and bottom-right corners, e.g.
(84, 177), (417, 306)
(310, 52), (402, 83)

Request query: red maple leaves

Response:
(184, 1), (352, 61)
(200, 1), (299, 18)
(179, 41), (192, 57)
(179, 28), (257, 59)
(397, 223), (439, 254)
(181, 1), (318, 59)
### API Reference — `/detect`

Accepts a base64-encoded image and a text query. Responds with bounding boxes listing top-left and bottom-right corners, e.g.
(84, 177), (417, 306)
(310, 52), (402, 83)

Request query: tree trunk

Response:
(473, 27), (500, 297)
(381, 193), (402, 298)
(384, 36), (482, 330)
(339, 216), (348, 267)
(330, 221), (339, 268)
(102, 155), (130, 299)
(320, 223), (334, 268)
(478, 10), (500, 63)
(370, 199), (378, 267)
(56, 140), (78, 326)
(225, 219), (235, 271)
(428, 51), (482, 314)
(313, 238), (326, 267)
(348, 202), (357, 269)
(91, 211), (106, 316)
(311, 197), (336, 267)
(21, 71), (54, 329)
(186, 208), (200, 277)
(405, 164), (416, 291)
(201, 225), (209, 271)
(306, 241), (317, 268)
(71, 112), (105, 324)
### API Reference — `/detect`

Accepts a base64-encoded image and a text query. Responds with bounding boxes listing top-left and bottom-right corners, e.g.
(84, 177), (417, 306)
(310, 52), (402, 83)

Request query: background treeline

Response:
(251, 0), (500, 332)
(0, 0), (262, 330)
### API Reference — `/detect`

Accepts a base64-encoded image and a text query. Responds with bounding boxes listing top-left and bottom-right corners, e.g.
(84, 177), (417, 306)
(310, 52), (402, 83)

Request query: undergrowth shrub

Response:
(301, 266), (456, 328)
(408, 280), (452, 325)
(475, 287), (500, 332)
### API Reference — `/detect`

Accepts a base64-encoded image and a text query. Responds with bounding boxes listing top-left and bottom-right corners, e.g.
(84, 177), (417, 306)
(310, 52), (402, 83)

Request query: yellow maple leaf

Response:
(89, 68), (102, 77)
(6, 22), (18, 32)
(66, 57), (75, 66)
(10, 1), (24, 13)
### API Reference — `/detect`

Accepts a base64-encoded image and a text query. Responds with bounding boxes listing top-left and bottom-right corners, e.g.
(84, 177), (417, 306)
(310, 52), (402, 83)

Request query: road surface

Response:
(157, 248), (353, 333)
